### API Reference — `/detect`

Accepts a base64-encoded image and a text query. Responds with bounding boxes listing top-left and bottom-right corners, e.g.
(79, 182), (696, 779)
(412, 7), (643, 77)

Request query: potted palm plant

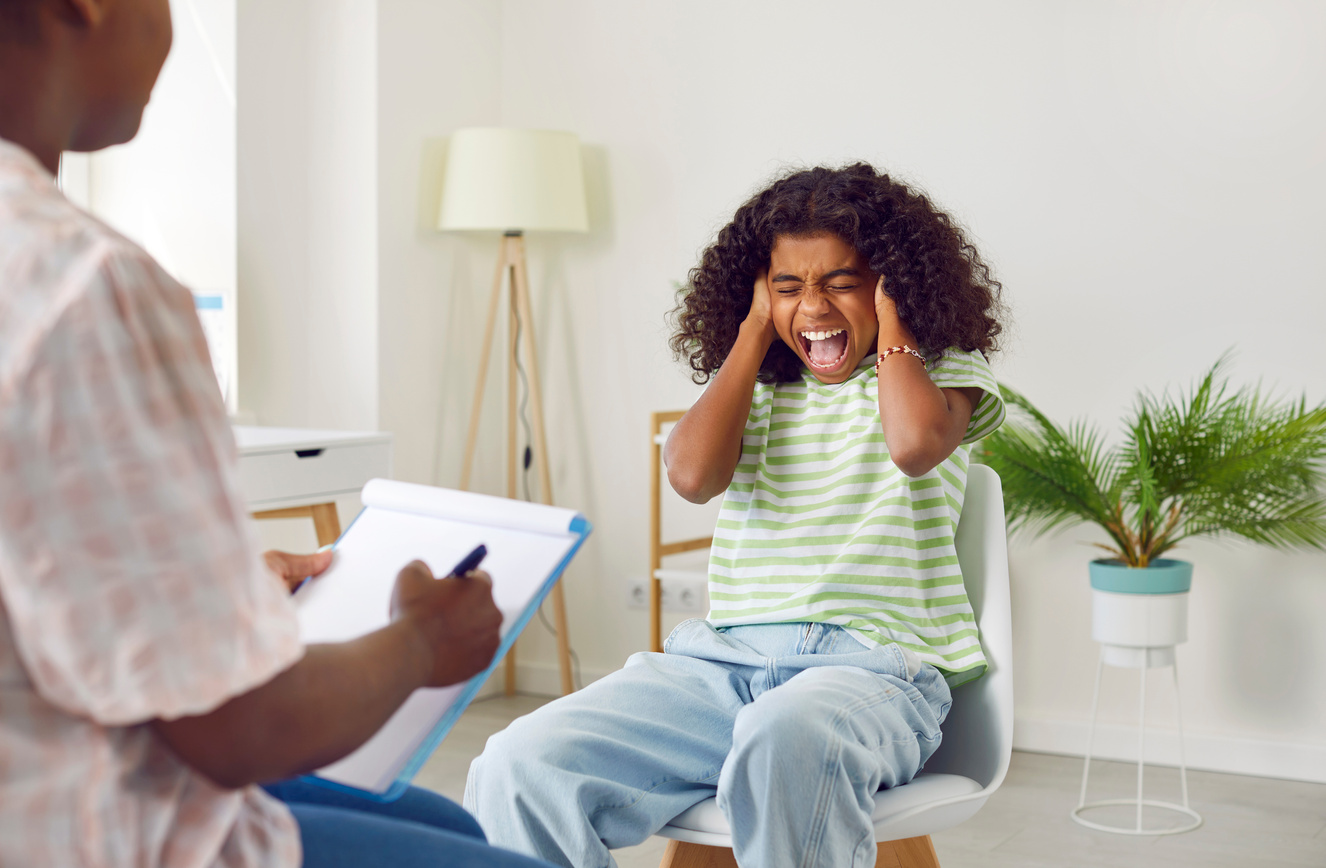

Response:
(978, 356), (1326, 654)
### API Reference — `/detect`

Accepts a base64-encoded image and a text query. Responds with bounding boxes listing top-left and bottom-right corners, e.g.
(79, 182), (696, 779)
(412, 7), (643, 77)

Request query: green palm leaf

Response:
(978, 356), (1326, 568)
(977, 386), (1129, 558)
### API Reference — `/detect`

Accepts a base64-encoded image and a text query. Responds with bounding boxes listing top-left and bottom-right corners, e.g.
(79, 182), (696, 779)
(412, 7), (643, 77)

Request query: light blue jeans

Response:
(465, 619), (951, 868)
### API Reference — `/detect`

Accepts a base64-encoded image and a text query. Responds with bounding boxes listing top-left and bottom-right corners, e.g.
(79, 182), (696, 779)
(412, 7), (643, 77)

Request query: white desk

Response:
(235, 426), (393, 546)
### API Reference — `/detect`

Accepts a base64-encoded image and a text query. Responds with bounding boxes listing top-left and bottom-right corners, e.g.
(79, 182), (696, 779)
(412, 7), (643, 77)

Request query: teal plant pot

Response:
(1088, 558), (1193, 595)
(1089, 559), (1192, 651)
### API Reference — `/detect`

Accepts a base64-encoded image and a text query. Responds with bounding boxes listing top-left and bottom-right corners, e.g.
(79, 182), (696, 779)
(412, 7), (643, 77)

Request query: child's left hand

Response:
(874, 275), (893, 318)
(874, 276), (914, 347)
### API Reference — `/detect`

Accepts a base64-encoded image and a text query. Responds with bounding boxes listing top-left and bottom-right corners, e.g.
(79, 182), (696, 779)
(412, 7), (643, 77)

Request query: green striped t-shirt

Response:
(706, 348), (1005, 686)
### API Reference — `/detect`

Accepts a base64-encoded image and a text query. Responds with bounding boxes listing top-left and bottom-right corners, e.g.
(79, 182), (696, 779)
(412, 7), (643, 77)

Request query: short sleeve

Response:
(0, 242), (303, 726)
(928, 348), (1006, 444)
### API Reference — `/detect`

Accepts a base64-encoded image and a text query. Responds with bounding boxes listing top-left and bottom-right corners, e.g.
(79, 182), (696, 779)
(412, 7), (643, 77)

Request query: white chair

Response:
(653, 463), (1015, 868)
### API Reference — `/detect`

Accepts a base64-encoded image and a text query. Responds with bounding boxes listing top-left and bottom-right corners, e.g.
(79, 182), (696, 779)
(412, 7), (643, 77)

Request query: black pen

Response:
(447, 544), (487, 578)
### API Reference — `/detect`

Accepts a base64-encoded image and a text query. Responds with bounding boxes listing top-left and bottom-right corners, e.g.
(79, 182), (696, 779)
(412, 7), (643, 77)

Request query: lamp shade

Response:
(437, 128), (589, 233)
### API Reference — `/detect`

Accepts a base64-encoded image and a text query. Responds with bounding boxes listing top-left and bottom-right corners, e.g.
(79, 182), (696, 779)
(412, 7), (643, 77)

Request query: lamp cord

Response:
(511, 303), (535, 503)
(511, 295), (584, 692)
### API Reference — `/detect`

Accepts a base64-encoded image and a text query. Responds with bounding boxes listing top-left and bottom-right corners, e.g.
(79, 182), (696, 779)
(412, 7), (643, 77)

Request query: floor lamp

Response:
(438, 128), (588, 696)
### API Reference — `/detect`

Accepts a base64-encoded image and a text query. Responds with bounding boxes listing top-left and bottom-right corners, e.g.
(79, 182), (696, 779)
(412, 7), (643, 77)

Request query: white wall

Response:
(235, 0), (1326, 781)
(238, 0), (503, 449)
(236, 0), (312, 426)
(73, 0), (238, 409)
(237, 0), (379, 431)
(375, 0), (503, 489)
(490, 0), (1326, 781)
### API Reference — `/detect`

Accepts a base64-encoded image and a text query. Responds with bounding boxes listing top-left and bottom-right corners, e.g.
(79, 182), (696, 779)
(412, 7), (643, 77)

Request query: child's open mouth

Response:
(798, 328), (850, 372)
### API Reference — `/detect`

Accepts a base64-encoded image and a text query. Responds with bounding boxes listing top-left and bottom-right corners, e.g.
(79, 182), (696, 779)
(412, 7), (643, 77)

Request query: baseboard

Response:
(1014, 714), (1326, 784)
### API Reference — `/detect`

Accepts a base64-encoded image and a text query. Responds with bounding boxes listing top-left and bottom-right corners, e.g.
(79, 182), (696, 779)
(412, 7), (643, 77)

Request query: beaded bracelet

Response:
(875, 344), (926, 372)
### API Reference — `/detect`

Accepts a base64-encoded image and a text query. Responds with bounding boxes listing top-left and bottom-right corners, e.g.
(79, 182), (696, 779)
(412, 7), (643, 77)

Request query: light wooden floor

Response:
(416, 695), (1326, 868)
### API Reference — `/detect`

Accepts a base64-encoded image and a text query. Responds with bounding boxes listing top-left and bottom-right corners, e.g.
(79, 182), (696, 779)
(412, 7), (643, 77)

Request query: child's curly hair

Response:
(671, 163), (1005, 384)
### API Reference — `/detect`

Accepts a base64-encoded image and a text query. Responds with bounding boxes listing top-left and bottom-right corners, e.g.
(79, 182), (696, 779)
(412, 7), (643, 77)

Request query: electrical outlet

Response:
(627, 574), (707, 613)
(626, 579), (650, 610)
(662, 577), (706, 613)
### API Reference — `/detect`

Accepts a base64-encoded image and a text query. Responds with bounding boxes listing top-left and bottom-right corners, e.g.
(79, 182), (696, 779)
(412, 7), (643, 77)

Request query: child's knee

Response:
(730, 687), (825, 757)
(467, 723), (542, 819)
(470, 716), (551, 791)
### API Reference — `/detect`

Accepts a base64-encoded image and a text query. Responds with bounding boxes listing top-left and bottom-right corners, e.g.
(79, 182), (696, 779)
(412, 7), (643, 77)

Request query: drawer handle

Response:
(295, 448), (325, 459)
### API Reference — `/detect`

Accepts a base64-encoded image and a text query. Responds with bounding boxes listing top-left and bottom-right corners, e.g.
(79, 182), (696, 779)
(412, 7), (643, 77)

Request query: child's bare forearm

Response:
(873, 292), (977, 476)
(876, 354), (978, 477)
(665, 320), (772, 503)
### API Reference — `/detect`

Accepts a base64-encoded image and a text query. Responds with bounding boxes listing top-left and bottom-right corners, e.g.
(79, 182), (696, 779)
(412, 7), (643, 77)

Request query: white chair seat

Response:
(658, 772), (985, 847)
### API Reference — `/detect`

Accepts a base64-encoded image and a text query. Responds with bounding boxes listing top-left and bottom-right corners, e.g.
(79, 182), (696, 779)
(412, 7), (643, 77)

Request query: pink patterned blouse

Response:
(0, 139), (304, 867)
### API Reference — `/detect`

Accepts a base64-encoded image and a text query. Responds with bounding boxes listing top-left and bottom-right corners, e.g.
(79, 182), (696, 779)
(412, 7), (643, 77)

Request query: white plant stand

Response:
(1072, 587), (1203, 835)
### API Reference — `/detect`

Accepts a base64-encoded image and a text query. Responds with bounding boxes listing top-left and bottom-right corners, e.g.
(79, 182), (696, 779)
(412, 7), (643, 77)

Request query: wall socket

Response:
(627, 573), (707, 613)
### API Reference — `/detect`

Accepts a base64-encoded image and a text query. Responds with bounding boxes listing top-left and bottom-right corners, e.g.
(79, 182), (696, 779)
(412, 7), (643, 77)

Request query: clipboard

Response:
(291, 478), (591, 801)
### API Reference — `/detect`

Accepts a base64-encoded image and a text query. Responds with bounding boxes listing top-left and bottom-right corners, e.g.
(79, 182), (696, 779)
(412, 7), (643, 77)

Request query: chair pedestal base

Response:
(658, 834), (941, 868)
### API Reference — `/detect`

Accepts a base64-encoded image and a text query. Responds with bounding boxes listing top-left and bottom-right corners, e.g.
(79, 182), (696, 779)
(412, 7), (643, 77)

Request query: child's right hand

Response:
(390, 560), (503, 688)
(743, 269), (775, 341)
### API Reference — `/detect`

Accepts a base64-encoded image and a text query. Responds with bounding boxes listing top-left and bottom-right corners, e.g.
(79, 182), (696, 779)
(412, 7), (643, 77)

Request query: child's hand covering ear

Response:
(744, 269), (774, 341)
(875, 275), (915, 349)
(873, 275), (892, 318)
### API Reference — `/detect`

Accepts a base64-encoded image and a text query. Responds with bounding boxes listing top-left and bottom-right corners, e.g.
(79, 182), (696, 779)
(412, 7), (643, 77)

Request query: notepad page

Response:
(361, 478), (580, 537)
(296, 508), (575, 644)
(294, 499), (582, 793)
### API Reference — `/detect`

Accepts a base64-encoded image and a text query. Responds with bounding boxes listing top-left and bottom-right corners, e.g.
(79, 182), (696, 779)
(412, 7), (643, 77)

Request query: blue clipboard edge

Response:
(297, 512), (593, 803)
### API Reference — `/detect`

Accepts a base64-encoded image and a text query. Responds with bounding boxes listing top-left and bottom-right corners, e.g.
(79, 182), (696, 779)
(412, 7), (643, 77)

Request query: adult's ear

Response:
(59, 0), (109, 28)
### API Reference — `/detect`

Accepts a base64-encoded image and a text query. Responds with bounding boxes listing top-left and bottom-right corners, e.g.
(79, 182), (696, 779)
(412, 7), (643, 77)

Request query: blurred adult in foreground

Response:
(0, 1), (553, 865)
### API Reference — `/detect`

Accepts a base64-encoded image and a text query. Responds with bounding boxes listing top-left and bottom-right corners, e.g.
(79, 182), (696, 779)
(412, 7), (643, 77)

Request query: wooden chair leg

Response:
(657, 834), (939, 868)
(658, 840), (739, 868)
(875, 834), (941, 868)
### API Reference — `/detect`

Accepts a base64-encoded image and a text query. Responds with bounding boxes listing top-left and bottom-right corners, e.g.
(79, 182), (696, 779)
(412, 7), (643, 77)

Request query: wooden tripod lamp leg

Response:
(504, 242), (520, 696)
(510, 237), (575, 695)
(457, 233), (577, 697)
(459, 240), (508, 492)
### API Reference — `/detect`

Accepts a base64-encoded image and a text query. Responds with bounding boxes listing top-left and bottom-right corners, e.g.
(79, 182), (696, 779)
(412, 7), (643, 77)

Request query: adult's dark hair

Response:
(0, 0), (42, 44)
(670, 163), (1005, 384)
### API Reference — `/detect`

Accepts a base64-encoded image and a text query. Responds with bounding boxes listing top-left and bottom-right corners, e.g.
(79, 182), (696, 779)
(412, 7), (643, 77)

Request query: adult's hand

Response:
(152, 556), (500, 789)
(264, 549), (334, 593)
(391, 560), (503, 688)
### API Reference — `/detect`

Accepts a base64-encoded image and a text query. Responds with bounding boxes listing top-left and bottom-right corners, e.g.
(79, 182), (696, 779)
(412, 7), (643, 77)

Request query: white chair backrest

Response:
(921, 463), (1014, 792)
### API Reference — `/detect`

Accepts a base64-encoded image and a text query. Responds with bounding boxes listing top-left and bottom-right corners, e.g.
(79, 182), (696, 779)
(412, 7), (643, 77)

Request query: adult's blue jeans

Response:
(265, 778), (556, 868)
(465, 619), (952, 868)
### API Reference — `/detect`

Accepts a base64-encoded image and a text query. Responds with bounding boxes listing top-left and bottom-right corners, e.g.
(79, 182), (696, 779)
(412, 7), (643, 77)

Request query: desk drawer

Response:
(238, 442), (392, 508)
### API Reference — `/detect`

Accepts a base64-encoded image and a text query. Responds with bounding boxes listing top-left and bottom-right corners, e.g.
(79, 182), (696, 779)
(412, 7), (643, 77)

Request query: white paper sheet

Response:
(293, 482), (586, 794)
(361, 478), (580, 537)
